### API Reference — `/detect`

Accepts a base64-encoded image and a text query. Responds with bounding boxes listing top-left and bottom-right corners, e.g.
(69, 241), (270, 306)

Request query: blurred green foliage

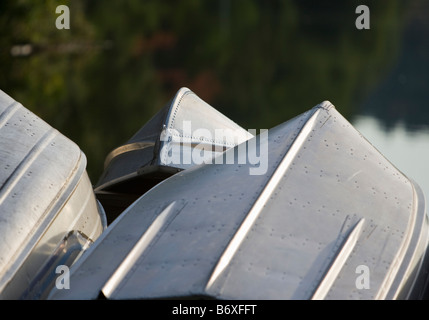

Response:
(0, 0), (405, 181)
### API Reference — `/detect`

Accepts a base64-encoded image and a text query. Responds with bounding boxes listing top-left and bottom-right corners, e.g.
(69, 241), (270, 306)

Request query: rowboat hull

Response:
(0, 90), (107, 299)
(48, 95), (429, 300)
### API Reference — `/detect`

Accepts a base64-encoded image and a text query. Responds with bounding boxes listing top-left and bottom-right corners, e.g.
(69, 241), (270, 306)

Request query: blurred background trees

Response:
(0, 0), (413, 181)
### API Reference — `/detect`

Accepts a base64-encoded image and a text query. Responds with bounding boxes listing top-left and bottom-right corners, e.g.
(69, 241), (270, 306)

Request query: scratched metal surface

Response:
(0, 90), (106, 298)
(49, 101), (428, 300)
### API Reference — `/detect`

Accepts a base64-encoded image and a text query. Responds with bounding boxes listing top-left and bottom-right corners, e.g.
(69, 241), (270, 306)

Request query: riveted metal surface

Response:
(0, 90), (106, 298)
(95, 87), (255, 222)
(49, 100), (428, 300)
(96, 87), (253, 192)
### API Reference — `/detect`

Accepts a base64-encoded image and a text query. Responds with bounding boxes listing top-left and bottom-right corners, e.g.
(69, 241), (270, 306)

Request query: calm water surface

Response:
(353, 116), (429, 204)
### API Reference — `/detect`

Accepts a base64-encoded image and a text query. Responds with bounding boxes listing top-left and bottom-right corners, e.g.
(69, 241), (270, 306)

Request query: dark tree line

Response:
(0, 0), (406, 181)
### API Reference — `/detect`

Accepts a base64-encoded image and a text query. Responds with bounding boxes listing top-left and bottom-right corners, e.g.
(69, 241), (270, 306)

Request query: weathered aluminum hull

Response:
(0, 90), (107, 299)
(49, 98), (429, 300)
(95, 87), (253, 222)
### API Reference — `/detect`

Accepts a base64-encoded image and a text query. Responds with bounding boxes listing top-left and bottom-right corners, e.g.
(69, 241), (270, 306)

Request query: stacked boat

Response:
(0, 88), (428, 300)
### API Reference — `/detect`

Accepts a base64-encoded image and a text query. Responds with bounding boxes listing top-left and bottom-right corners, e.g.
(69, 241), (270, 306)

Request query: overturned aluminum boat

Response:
(47, 90), (429, 300)
(95, 87), (253, 222)
(0, 90), (107, 299)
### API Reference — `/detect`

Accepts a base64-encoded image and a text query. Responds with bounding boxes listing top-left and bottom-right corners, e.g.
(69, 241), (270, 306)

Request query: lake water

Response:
(2, 1), (428, 185)
(351, 0), (429, 207)
(353, 115), (429, 205)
